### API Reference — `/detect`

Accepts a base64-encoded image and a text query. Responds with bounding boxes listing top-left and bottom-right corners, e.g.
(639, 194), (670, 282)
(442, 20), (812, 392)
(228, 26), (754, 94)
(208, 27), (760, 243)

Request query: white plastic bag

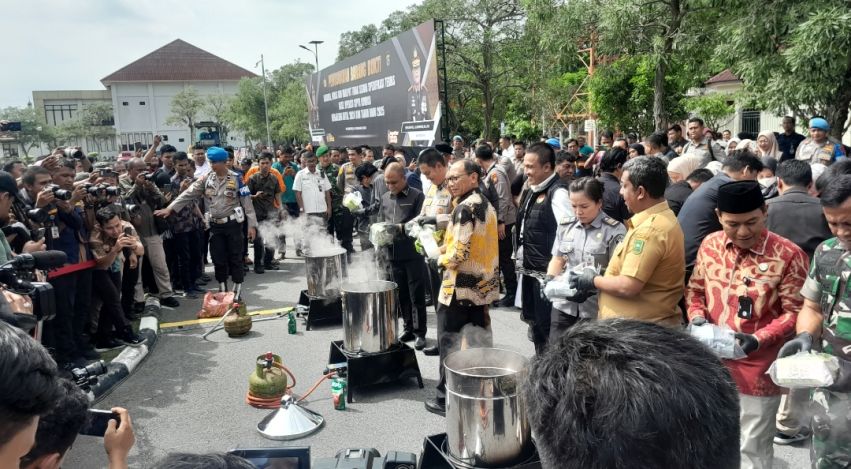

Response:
(418, 226), (440, 259)
(543, 278), (579, 300)
(687, 323), (747, 360)
(343, 191), (363, 212)
(369, 222), (395, 247)
(768, 351), (840, 388)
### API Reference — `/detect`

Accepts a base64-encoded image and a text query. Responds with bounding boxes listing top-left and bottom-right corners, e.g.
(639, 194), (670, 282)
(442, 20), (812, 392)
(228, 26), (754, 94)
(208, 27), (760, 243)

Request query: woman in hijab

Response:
(756, 131), (782, 160)
(726, 137), (740, 156)
(667, 154), (702, 183)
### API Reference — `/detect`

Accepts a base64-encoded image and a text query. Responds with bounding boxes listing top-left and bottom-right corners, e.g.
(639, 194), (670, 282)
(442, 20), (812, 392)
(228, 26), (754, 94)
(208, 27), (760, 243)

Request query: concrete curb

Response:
(89, 301), (160, 402)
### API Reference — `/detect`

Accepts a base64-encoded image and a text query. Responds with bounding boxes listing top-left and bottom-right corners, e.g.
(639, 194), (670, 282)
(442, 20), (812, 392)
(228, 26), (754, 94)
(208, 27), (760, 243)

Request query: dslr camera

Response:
(314, 448), (417, 469)
(63, 147), (85, 159)
(47, 184), (72, 201)
(85, 183), (121, 197)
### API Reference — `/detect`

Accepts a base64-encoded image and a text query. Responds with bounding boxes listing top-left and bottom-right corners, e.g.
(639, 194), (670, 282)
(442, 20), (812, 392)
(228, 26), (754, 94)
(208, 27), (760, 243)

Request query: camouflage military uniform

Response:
(800, 237), (851, 469)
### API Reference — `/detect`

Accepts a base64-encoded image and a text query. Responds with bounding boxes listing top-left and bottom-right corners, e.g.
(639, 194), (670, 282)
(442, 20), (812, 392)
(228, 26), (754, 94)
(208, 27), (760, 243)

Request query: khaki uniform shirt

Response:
(599, 200), (685, 326)
(170, 170), (258, 230)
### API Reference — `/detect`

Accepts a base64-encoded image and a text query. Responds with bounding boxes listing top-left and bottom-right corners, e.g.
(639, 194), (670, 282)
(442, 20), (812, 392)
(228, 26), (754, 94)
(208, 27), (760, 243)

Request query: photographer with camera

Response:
(142, 138), (176, 189)
(20, 379), (136, 469)
(89, 207), (145, 349)
(0, 321), (61, 468)
(35, 159), (99, 371)
(120, 158), (179, 308)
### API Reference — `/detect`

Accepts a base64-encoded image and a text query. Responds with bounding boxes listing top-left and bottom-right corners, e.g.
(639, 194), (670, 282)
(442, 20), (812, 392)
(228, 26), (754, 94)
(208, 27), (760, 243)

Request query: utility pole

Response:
(256, 54), (271, 147)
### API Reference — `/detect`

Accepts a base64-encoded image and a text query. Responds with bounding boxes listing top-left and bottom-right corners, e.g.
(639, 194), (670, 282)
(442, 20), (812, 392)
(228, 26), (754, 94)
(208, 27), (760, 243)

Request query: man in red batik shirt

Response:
(686, 180), (808, 469)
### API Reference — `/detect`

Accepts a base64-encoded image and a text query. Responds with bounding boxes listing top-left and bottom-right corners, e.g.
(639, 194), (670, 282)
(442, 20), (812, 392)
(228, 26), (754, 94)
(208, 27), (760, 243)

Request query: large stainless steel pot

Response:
(304, 248), (347, 298)
(341, 280), (398, 353)
(444, 348), (532, 467)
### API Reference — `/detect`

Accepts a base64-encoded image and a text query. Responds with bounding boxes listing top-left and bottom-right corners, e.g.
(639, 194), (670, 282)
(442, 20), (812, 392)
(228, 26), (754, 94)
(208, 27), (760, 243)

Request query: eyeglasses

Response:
(446, 174), (471, 183)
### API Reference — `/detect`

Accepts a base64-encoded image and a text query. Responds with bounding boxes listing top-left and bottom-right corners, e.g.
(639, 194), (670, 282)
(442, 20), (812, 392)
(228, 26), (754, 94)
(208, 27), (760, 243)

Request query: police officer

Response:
(778, 174), (851, 467)
(544, 177), (624, 341)
(412, 147), (454, 356)
(155, 147), (257, 299)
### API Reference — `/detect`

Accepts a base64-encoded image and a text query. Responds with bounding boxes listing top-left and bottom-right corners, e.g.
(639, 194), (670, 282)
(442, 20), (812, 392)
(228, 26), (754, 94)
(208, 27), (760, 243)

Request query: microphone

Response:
(9, 251), (68, 270)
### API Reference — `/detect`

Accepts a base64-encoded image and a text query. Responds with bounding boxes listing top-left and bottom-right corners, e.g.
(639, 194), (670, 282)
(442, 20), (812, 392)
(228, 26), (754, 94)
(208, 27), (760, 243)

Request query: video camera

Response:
(0, 251), (66, 322)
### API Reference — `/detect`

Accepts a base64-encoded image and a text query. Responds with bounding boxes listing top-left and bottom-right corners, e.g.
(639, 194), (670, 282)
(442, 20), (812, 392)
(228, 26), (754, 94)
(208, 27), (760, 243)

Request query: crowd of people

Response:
(1, 111), (850, 468)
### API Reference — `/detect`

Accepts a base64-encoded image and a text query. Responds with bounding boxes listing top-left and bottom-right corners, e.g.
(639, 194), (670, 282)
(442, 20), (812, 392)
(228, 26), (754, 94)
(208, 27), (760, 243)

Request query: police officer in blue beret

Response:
(156, 147), (257, 298)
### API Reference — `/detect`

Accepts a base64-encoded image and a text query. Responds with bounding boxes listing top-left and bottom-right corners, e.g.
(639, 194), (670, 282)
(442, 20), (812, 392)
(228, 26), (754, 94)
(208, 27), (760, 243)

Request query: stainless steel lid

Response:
(256, 395), (324, 440)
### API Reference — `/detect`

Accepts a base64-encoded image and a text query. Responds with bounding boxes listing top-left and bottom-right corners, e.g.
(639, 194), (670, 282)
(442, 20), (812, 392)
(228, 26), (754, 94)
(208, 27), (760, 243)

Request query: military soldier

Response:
(155, 147), (257, 299)
(412, 147), (454, 356)
(544, 177), (625, 341)
(778, 174), (851, 468)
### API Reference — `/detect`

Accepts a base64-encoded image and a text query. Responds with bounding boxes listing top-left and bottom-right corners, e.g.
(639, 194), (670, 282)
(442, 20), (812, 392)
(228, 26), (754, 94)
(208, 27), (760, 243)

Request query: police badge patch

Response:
(633, 239), (645, 254)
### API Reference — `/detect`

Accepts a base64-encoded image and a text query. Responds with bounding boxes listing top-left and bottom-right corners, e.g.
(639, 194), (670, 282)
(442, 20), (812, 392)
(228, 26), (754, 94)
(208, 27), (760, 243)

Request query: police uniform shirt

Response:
(599, 200), (685, 326)
(484, 162), (517, 226)
(417, 181), (453, 230)
(170, 170), (258, 230)
(337, 162), (361, 194)
(551, 212), (625, 318)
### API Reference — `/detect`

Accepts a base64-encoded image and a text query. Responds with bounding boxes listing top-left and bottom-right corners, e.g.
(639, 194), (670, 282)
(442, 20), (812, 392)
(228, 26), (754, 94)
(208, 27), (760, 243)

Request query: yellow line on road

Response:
(160, 306), (294, 329)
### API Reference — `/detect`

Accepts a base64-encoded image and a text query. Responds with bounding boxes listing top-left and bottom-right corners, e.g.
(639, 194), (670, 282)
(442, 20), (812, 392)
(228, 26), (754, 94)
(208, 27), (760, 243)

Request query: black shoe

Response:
(425, 295), (433, 307)
(187, 286), (206, 295)
(161, 296), (180, 308)
(254, 266), (265, 274)
(78, 347), (101, 360)
(425, 397), (446, 416)
(423, 345), (439, 356)
(497, 295), (516, 307)
(263, 264), (279, 271)
(415, 336), (426, 350)
(94, 337), (125, 352)
(132, 301), (145, 313)
(119, 327), (145, 346)
(398, 331), (416, 342)
(200, 274), (212, 282)
(774, 428), (811, 445)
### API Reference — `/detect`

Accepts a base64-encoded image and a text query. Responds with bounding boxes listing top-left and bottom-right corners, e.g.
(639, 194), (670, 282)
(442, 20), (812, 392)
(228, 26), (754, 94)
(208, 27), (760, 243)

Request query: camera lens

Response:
(51, 186), (72, 201)
(26, 208), (50, 224)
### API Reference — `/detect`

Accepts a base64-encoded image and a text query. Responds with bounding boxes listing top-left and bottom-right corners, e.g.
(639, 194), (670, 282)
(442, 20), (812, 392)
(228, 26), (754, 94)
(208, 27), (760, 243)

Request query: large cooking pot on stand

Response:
(444, 348), (532, 467)
(304, 248), (347, 299)
(340, 280), (399, 354)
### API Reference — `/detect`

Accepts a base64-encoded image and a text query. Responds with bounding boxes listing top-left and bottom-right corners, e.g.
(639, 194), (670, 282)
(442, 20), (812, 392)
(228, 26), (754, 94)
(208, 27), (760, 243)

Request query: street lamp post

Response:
(255, 54), (272, 148)
(299, 41), (323, 145)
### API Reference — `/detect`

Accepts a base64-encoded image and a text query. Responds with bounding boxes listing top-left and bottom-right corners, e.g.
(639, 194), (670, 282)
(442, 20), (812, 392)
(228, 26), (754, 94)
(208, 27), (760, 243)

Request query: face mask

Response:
(758, 177), (776, 188)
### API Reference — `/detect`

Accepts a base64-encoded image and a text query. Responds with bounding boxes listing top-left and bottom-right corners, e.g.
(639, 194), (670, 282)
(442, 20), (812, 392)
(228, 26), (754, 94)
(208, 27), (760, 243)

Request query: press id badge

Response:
(234, 206), (245, 223)
(737, 296), (753, 320)
(51, 226), (60, 239)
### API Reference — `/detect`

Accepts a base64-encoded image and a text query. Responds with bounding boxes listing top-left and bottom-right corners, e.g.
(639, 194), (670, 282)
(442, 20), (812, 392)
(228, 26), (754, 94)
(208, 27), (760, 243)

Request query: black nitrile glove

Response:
(777, 332), (813, 359)
(418, 216), (438, 226)
(735, 332), (759, 355)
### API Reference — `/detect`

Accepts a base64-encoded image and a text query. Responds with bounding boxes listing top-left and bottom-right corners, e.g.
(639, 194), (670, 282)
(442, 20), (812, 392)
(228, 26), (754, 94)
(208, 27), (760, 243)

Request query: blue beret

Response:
(809, 117), (830, 131)
(206, 146), (228, 162)
(545, 138), (561, 149)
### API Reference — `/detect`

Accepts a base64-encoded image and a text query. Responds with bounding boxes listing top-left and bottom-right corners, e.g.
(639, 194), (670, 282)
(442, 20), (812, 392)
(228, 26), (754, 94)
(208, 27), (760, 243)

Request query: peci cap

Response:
(0, 171), (20, 200)
(717, 180), (765, 214)
(435, 143), (453, 155)
(206, 146), (228, 163)
(809, 117), (830, 131)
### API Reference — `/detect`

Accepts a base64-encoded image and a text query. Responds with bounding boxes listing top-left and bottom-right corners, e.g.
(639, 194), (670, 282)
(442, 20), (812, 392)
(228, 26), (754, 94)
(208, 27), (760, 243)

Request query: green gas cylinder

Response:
(248, 352), (287, 399)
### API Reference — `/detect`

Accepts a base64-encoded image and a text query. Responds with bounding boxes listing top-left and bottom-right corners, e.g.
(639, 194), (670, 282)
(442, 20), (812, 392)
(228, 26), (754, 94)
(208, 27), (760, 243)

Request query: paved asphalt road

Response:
(65, 251), (811, 468)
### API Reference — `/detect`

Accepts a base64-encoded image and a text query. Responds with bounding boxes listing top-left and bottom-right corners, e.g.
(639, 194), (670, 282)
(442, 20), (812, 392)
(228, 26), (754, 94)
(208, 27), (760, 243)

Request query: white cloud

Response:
(0, 0), (416, 107)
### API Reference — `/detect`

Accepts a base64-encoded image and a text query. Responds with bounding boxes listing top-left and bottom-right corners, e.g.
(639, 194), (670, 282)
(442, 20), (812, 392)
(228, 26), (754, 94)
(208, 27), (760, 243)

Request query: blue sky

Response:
(1, 0), (416, 108)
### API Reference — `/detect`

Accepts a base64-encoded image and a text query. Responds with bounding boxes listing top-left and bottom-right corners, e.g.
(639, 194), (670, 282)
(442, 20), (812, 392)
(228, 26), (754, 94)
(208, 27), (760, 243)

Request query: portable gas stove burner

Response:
(327, 340), (423, 403)
(419, 434), (541, 469)
(296, 290), (342, 330)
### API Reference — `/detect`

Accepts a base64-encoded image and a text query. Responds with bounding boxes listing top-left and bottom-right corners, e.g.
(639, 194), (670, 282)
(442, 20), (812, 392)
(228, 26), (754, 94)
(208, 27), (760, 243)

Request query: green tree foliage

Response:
(684, 93), (735, 133)
(0, 106), (54, 159)
(227, 61), (313, 146)
(205, 94), (232, 143)
(719, 0), (851, 138)
(165, 87), (204, 139)
(54, 102), (117, 153)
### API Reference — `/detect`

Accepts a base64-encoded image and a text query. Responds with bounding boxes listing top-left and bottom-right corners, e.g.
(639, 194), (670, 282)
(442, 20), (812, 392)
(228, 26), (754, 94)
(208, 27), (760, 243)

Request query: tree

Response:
(0, 106), (54, 159)
(205, 94), (232, 143)
(337, 24), (381, 61)
(526, 0), (720, 132)
(227, 78), (267, 145)
(684, 93), (735, 133)
(719, 1), (851, 139)
(166, 87), (204, 142)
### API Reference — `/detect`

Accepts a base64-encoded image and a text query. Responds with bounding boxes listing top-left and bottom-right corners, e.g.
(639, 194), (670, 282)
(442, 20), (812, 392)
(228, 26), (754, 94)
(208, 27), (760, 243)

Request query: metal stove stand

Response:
(327, 340), (423, 403)
(419, 434), (542, 469)
(297, 290), (342, 330)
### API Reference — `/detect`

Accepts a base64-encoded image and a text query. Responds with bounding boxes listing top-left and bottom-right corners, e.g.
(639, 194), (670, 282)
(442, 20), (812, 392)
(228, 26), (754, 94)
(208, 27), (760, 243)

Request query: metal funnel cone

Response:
(256, 395), (325, 440)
